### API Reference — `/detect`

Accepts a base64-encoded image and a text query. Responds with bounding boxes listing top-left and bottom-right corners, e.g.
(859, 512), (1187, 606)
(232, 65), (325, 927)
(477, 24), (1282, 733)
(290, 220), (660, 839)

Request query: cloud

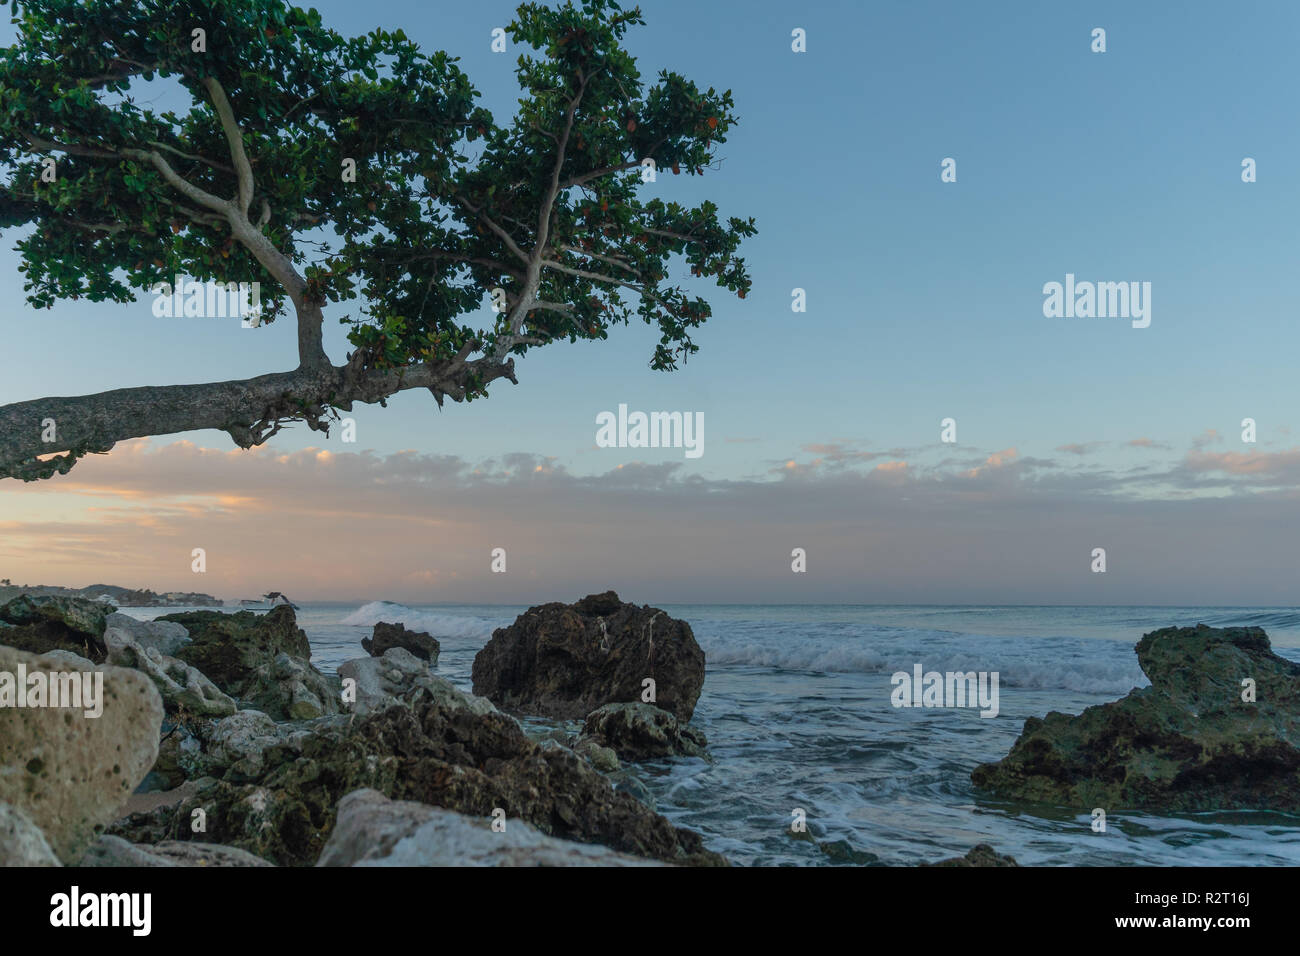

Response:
(4, 435), (1300, 605)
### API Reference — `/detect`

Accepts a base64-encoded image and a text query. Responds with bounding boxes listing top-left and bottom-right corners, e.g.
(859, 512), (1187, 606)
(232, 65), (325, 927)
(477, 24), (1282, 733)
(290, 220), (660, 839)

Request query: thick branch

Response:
(0, 357), (517, 481)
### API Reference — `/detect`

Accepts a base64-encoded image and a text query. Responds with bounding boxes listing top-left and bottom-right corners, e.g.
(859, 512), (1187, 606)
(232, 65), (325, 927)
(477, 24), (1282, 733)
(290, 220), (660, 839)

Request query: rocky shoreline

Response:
(4, 590), (1297, 867)
(0, 591), (726, 866)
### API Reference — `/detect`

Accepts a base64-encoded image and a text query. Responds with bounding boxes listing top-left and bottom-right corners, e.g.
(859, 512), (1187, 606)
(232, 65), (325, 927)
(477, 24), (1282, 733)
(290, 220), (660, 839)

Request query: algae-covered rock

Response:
(972, 624), (1300, 811)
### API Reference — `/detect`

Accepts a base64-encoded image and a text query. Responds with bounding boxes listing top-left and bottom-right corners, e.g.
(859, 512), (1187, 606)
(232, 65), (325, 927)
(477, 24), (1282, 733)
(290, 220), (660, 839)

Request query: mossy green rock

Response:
(972, 625), (1300, 811)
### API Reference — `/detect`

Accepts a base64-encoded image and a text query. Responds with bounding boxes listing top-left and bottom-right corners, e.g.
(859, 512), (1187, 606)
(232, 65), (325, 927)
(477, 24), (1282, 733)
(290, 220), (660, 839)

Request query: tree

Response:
(0, 0), (755, 480)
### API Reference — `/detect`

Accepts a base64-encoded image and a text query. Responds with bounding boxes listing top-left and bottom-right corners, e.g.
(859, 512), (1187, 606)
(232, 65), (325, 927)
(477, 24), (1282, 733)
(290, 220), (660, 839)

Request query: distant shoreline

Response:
(0, 583), (222, 608)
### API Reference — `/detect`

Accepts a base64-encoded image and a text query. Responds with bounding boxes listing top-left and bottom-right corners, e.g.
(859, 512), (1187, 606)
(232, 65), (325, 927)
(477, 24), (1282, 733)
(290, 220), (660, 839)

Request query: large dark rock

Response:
(363, 622), (440, 665)
(471, 591), (706, 721)
(110, 692), (724, 867)
(972, 624), (1300, 811)
(0, 594), (110, 661)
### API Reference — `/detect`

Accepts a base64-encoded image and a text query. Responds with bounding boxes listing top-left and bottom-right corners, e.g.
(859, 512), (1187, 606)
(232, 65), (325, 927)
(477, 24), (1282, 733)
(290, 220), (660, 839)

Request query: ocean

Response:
(122, 602), (1300, 866)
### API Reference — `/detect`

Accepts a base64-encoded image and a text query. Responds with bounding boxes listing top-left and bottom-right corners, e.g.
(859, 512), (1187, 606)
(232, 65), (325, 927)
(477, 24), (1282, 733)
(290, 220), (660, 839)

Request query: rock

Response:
(0, 644), (163, 862)
(242, 652), (339, 721)
(338, 649), (495, 719)
(573, 736), (621, 773)
(471, 591), (706, 721)
(363, 622), (440, 665)
(110, 697), (724, 867)
(104, 629), (236, 717)
(972, 624), (1300, 812)
(819, 838), (881, 866)
(152, 719), (203, 788)
(611, 772), (656, 810)
(923, 844), (1019, 867)
(104, 612), (191, 657)
(0, 594), (109, 661)
(79, 834), (273, 866)
(160, 608), (337, 721)
(318, 789), (664, 866)
(579, 702), (708, 760)
(0, 802), (61, 866)
(162, 606), (311, 691)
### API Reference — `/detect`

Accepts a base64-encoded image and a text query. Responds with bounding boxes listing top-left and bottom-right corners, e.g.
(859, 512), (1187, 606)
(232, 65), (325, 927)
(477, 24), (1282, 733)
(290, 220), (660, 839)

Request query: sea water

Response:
(123, 602), (1300, 866)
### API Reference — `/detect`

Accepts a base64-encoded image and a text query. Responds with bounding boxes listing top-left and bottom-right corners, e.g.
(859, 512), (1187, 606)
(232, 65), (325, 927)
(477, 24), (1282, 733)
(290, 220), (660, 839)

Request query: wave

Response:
(696, 631), (1145, 695)
(339, 601), (501, 641)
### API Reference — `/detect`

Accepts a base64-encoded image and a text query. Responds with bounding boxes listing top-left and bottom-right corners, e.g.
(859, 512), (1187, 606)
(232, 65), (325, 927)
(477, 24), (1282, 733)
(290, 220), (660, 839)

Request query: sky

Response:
(2, 0), (1299, 604)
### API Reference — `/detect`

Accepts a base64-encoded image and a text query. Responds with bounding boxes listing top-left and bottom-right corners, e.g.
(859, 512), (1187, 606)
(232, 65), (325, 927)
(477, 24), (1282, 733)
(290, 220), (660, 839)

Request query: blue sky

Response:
(2, 1), (1299, 603)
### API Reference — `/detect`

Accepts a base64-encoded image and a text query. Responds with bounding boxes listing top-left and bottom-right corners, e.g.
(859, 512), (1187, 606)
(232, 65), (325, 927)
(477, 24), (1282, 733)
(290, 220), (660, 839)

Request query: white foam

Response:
(339, 601), (500, 641)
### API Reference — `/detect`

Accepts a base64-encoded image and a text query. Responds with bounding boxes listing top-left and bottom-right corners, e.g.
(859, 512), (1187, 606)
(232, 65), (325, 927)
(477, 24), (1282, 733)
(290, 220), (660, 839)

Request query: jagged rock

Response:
(0, 802), (61, 866)
(162, 606), (311, 691)
(318, 788), (664, 866)
(580, 702), (707, 760)
(160, 608), (337, 721)
(242, 652), (339, 720)
(0, 644), (163, 862)
(104, 613), (191, 657)
(924, 844), (1019, 867)
(472, 591), (706, 721)
(573, 736), (621, 773)
(338, 649), (495, 718)
(0, 594), (109, 661)
(79, 835), (273, 866)
(104, 629), (236, 717)
(972, 624), (1300, 811)
(362, 622), (440, 665)
(110, 698), (724, 867)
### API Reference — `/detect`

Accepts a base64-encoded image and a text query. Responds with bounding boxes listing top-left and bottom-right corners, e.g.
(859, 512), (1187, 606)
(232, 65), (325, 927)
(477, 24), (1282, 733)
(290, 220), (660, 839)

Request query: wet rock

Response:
(111, 698), (724, 867)
(104, 629), (236, 717)
(0, 595), (109, 662)
(318, 788), (664, 866)
(573, 736), (621, 773)
(472, 591), (706, 721)
(363, 622), (440, 665)
(972, 624), (1300, 811)
(0, 644), (163, 862)
(79, 835), (273, 866)
(579, 702), (707, 760)
(0, 802), (61, 866)
(819, 838), (881, 866)
(924, 844), (1019, 867)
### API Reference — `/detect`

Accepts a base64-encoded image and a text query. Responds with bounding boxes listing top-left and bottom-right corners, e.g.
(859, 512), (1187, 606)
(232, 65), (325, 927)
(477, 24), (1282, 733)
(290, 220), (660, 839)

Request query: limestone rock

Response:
(318, 788), (664, 866)
(0, 644), (163, 862)
(0, 802), (61, 866)
(104, 629), (236, 717)
(79, 834), (273, 866)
